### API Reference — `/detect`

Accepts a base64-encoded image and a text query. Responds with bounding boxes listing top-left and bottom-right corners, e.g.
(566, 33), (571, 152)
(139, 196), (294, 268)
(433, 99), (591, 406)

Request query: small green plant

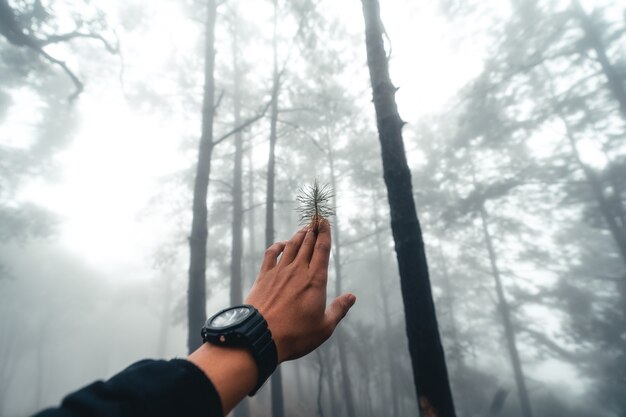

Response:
(296, 179), (335, 234)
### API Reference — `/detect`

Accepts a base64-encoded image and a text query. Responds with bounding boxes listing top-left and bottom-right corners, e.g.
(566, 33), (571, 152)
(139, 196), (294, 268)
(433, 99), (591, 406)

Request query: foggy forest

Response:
(1, 0), (625, 416)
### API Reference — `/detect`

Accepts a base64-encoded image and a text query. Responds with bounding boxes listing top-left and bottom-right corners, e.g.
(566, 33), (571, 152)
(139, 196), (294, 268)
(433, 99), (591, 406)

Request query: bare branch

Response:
(213, 100), (272, 146)
(214, 89), (225, 111)
(39, 31), (119, 54)
(37, 48), (83, 101)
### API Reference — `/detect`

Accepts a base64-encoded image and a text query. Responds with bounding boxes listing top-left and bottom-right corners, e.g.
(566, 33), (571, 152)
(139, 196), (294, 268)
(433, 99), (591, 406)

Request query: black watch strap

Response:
(201, 305), (278, 396)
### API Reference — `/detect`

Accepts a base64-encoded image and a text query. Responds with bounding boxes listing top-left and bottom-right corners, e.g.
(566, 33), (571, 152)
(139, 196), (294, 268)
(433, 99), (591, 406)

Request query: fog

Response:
(1, 0), (625, 416)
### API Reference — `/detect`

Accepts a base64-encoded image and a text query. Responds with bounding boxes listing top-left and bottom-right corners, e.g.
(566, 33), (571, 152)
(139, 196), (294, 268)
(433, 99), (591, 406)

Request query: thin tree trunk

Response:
(266, 1), (284, 415)
(187, 0), (217, 354)
(294, 360), (304, 408)
(572, 0), (626, 120)
(477, 203), (534, 417)
(360, 1), (456, 415)
(544, 67), (626, 268)
(316, 350), (326, 417)
(324, 344), (338, 417)
(562, 115), (626, 267)
(231, 11), (250, 417)
(373, 196), (400, 417)
(327, 138), (357, 417)
(157, 272), (173, 357)
(230, 8), (245, 310)
(436, 241), (461, 363)
(246, 147), (257, 289)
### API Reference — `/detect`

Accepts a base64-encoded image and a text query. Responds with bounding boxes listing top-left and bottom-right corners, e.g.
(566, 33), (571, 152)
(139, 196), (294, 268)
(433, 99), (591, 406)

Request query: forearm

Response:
(187, 343), (258, 415)
(33, 359), (223, 417)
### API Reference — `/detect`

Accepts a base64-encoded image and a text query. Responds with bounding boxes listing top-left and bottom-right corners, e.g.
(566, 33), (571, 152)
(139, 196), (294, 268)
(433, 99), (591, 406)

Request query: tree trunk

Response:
(561, 113), (626, 268)
(360, 1), (456, 416)
(327, 138), (357, 417)
(187, 0), (217, 354)
(266, 1), (284, 415)
(478, 204), (534, 417)
(316, 350), (326, 417)
(231, 12), (251, 417)
(373, 196), (400, 417)
(157, 271), (173, 358)
(246, 146), (257, 289)
(572, 0), (626, 121)
(324, 344), (338, 417)
(436, 242), (461, 363)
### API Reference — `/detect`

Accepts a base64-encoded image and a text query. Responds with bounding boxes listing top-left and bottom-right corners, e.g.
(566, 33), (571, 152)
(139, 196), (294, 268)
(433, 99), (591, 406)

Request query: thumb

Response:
(325, 293), (357, 331)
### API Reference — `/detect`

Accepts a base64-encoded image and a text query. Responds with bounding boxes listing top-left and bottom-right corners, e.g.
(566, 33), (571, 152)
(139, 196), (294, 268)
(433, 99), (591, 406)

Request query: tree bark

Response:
(360, 1), (456, 416)
(266, 1), (284, 415)
(187, 0), (217, 354)
(478, 203), (534, 417)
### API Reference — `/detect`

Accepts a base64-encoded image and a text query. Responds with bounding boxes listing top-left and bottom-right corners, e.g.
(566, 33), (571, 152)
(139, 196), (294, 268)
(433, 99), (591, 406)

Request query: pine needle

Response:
(295, 179), (335, 234)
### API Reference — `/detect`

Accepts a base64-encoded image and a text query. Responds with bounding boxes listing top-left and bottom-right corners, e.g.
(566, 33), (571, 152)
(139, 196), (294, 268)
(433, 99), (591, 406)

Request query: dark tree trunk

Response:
(327, 139), (357, 417)
(231, 12), (250, 417)
(360, 1), (456, 415)
(477, 204), (534, 417)
(266, 1), (284, 415)
(572, 0), (626, 121)
(187, 0), (217, 354)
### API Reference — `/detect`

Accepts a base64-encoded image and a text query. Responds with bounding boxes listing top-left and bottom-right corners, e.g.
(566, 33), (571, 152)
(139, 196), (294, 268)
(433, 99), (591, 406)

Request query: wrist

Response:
(188, 343), (257, 414)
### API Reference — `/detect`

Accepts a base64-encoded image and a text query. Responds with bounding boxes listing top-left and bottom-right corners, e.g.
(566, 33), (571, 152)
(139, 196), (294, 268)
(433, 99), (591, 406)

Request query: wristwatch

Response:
(201, 304), (278, 395)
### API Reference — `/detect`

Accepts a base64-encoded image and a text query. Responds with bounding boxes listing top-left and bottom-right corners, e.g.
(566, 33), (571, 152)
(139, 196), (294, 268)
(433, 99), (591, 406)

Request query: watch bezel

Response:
(206, 305), (255, 331)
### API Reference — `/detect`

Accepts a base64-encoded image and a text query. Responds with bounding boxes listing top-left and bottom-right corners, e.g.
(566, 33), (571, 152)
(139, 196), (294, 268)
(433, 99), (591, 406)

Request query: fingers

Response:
(325, 293), (356, 333)
(278, 227), (308, 266)
(309, 219), (332, 278)
(294, 226), (317, 265)
(260, 241), (287, 272)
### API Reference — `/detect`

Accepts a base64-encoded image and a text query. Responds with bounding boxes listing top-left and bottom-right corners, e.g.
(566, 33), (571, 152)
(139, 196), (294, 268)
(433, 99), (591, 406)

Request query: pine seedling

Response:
(296, 179), (335, 234)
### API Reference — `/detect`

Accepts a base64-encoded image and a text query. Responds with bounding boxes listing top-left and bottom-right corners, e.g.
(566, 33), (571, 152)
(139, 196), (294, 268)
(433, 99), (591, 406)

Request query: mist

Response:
(1, 0), (625, 416)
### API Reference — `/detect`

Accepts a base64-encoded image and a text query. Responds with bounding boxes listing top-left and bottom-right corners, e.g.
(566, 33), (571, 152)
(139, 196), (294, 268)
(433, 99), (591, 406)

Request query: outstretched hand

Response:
(245, 219), (356, 363)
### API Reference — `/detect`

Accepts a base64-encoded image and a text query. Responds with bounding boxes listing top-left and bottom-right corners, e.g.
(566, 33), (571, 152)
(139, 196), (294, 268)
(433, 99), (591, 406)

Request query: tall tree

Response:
(360, 0), (457, 416)
(187, 0), (217, 354)
(326, 135), (357, 417)
(474, 190), (534, 417)
(265, 1), (284, 415)
(230, 9), (250, 417)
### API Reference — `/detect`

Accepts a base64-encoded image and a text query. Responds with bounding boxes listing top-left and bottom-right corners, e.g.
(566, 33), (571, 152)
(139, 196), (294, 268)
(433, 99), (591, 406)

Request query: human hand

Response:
(245, 219), (356, 363)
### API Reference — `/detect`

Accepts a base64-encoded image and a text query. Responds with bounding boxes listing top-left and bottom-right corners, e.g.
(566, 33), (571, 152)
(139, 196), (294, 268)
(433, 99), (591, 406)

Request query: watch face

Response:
(210, 306), (252, 329)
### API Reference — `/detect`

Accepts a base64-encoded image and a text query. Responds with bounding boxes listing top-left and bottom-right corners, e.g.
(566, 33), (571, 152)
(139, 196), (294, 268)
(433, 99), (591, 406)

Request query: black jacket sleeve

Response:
(33, 359), (224, 417)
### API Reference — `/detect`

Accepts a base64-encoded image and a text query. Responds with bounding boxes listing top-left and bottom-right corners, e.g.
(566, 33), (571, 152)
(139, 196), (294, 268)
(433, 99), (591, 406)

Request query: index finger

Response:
(309, 219), (332, 279)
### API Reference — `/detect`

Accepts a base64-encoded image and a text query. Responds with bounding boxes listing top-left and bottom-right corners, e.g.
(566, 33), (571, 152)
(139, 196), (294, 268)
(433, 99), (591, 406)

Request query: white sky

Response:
(3, 0), (490, 278)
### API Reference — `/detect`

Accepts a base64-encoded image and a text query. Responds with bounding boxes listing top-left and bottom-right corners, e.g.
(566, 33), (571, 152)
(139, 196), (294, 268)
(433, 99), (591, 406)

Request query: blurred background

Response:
(1, 0), (625, 416)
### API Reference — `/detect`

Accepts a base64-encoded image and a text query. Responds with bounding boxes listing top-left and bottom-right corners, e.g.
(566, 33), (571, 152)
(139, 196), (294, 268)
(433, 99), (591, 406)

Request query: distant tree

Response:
(360, 1), (457, 416)
(439, 0), (626, 413)
(187, 0), (218, 354)
(0, 0), (117, 100)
